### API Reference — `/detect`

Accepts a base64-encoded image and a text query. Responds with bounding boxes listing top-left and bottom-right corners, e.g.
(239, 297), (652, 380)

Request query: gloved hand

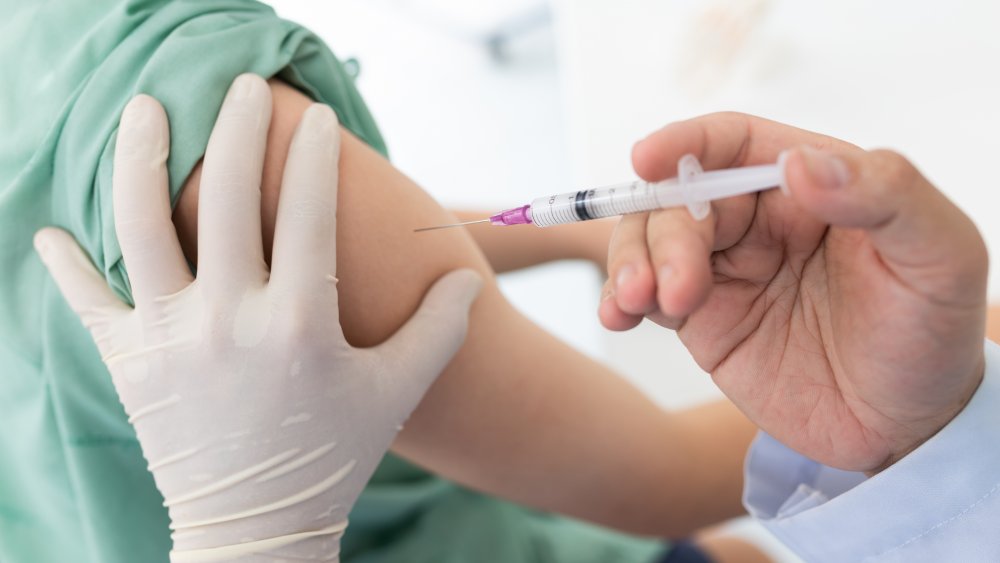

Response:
(35, 74), (482, 562)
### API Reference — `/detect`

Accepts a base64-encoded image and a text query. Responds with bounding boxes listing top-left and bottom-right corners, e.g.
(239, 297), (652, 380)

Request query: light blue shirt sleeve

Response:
(743, 340), (1000, 562)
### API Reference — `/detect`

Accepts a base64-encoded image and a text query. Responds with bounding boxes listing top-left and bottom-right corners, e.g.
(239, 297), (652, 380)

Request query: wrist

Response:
(170, 525), (345, 562)
(867, 352), (987, 476)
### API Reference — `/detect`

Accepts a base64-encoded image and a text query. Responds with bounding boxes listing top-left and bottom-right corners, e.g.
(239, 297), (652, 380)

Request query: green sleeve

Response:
(46, 0), (385, 304)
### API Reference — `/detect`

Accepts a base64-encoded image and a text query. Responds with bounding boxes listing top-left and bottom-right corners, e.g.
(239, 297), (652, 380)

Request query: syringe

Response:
(415, 154), (783, 232)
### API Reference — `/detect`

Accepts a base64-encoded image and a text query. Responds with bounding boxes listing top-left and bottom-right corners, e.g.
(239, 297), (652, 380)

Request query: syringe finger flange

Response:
(678, 154), (711, 221)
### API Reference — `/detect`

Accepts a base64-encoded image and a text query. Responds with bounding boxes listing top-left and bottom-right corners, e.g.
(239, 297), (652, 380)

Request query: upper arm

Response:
(172, 79), (493, 347)
(170, 79), (754, 536)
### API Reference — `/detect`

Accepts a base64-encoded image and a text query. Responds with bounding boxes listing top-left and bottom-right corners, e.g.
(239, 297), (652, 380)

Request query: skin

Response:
(170, 78), (756, 538)
(450, 210), (616, 274)
(600, 112), (988, 473)
(987, 306), (1000, 343)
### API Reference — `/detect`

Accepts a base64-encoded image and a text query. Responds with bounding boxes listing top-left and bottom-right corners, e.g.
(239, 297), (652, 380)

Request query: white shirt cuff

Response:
(743, 340), (1000, 562)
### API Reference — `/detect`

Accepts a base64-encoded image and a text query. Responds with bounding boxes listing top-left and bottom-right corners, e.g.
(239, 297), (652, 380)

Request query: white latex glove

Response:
(35, 74), (482, 562)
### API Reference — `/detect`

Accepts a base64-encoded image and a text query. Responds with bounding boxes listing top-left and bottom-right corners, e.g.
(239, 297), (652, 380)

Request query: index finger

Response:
(113, 95), (194, 306)
(268, 104), (341, 296)
(196, 74), (272, 291)
(631, 112), (856, 181)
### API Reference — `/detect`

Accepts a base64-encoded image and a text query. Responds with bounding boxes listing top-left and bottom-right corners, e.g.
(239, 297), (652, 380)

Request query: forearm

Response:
(451, 210), (614, 273)
(172, 79), (747, 536)
(398, 305), (754, 535)
(669, 401), (759, 530)
(987, 305), (1000, 342)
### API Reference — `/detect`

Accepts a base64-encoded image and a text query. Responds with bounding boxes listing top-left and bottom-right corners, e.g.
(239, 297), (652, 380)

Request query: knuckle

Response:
(410, 303), (444, 328)
(116, 216), (167, 247)
(965, 227), (990, 278)
(608, 240), (649, 271)
(287, 190), (335, 223)
(117, 222), (178, 269)
(201, 328), (232, 360)
(869, 149), (920, 195)
(198, 170), (260, 206)
(294, 132), (339, 159)
(212, 107), (264, 134)
(647, 208), (701, 252)
(611, 214), (645, 242)
(608, 251), (647, 278)
(200, 305), (234, 355)
(275, 303), (323, 347)
(114, 138), (156, 164)
(707, 110), (747, 122)
(609, 237), (646, 261)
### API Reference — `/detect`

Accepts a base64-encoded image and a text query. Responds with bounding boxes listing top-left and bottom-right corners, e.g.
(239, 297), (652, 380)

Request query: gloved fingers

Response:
(269, 104), (341, 295)
(196, 74), (272, 291)
(113, 95), (194, 307)
(34, 228), (131, 322)
(373, 269), (483, 413)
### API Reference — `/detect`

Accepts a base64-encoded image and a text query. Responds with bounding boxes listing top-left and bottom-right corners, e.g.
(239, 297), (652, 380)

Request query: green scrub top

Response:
(0, 1), (665, 561)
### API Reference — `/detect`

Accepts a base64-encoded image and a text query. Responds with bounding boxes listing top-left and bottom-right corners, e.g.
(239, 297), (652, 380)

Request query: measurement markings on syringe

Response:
(574, 190), (596, 221)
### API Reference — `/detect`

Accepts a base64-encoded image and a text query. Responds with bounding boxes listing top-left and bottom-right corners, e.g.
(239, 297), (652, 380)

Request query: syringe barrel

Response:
(528, 180), (671, 228)
(527, 163), (781, 228)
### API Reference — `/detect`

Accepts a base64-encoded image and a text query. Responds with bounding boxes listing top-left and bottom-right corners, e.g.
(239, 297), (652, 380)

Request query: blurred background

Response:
(269, 1), (1000, 560)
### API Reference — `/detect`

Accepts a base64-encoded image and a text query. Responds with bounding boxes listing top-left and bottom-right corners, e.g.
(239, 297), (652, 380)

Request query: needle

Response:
(413, 218), (490, 233)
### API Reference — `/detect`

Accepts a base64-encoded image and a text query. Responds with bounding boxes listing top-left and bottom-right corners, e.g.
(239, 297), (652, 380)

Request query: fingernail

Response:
(119, 96), (159, 145)
(118, 96), (162, 162)
(659, 264), (675, 285)
(616, 264), (636, 290)
(33, 230), (51, 259)
(800, 147), (850, 189)
(456, 270), (484, 304)
(227, 74), (257, 102)
(312, 103), (339, 126)
(300, 104), (336, 143)
(121, 96), (151, 131)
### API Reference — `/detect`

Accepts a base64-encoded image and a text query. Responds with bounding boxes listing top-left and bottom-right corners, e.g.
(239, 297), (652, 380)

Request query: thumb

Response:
(373, 268), (483, 413)
(780, 147), (988, 303)
(35, 228), (131, 321)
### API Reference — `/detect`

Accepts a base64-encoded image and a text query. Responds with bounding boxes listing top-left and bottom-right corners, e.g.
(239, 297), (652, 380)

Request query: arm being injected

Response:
(169, 78), (759, 538)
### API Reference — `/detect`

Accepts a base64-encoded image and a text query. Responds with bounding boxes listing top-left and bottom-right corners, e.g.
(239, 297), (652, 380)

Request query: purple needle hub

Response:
(489, 204), (533, 226)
